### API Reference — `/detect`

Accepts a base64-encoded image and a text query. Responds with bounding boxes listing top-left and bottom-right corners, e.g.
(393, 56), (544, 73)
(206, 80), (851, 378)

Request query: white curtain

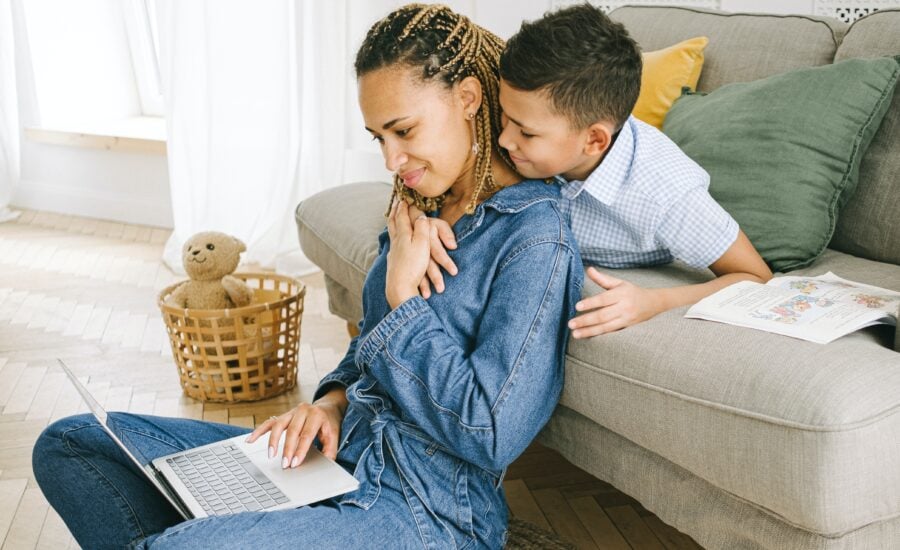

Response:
(0, 0), (21, 222)
(157, 0), (348, 275)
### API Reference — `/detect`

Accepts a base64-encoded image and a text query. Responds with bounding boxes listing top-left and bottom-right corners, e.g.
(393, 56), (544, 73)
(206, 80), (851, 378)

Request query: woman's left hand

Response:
(386, 199), (431, 309)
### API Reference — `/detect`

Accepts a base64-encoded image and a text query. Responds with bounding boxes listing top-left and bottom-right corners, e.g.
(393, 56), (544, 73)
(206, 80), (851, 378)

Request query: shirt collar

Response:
(481, 178), (560, 212)
(560, 115), (636, 205)
(450, 179), (561, 242)
(403, 180), (562, 249)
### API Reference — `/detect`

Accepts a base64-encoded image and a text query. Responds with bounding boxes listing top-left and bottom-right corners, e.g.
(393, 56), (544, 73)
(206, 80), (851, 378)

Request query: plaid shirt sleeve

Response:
(654, 185), (739, 268)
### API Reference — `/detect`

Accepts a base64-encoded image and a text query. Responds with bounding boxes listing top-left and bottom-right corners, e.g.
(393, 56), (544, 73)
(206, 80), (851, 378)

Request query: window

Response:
(23, 0), (164, 131)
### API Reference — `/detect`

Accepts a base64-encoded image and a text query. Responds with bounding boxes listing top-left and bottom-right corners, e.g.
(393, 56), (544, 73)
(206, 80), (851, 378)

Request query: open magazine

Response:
(685, 272), (899, 344)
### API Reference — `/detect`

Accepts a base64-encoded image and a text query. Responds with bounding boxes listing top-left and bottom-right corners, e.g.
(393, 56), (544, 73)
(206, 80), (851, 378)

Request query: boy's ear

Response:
(457, 75), (483, 116)
(583, 122), (615, 157)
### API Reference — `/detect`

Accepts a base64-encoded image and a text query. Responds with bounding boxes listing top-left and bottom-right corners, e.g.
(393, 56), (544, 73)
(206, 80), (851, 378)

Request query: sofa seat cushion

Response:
(563, 250), (900, 536)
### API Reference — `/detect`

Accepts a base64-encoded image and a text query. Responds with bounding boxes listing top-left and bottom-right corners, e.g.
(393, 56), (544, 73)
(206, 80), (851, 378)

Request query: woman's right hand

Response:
(245, 387), (348, 468)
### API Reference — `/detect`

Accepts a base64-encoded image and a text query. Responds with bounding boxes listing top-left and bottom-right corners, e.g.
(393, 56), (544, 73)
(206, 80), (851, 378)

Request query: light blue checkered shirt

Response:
(558, 115), (738, 269)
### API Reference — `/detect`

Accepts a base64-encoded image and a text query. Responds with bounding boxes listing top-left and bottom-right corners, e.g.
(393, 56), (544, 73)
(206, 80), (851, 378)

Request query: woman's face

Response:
(358, 66), (474, 198)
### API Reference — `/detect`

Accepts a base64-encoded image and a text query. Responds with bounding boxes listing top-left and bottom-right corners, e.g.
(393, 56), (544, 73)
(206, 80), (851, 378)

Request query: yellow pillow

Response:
(633, 36), (709, 129)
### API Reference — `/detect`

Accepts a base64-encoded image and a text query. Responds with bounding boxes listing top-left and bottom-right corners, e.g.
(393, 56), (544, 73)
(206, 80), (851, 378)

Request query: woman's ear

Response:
(457, 76), (483, 117)
(583, 121), (615, 157)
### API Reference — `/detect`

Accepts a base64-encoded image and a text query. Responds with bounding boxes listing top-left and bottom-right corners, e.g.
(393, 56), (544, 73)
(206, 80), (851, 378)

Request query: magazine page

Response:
(766, 272), (900, 318)
(685, 274), (899, 344)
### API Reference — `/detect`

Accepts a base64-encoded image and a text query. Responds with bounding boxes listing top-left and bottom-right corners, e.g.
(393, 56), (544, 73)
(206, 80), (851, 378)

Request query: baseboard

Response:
(11, 179), (173, 228)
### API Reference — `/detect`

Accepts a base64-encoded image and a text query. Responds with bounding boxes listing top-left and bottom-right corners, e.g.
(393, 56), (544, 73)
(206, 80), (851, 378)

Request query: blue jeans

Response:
(33, 413), (476, 549)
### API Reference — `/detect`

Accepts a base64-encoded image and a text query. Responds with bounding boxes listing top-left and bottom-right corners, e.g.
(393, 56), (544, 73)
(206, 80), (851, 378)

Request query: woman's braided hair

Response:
(355, 4), (512, 214)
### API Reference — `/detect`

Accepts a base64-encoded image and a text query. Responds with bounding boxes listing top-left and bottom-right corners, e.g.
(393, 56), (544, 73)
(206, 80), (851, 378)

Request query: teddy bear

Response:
(166, 231), (253, 310)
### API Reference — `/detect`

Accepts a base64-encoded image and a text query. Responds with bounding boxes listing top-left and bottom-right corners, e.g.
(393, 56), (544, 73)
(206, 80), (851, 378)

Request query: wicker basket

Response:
(158, 273), (305, 403)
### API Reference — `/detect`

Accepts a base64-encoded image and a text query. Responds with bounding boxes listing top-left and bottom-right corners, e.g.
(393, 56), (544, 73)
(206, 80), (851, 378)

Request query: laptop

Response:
(57, 359), (359, 519)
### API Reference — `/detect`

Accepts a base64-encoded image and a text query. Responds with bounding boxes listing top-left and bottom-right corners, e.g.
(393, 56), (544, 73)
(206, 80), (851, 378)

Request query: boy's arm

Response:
(569, 229), (772, 338)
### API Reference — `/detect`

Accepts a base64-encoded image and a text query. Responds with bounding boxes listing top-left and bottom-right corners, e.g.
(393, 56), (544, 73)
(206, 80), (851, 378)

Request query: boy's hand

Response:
(569, 267), (663, 338)
(407, 204), (458, 299)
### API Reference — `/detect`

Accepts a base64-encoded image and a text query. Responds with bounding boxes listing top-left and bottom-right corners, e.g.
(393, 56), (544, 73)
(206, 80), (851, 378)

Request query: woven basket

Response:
(158, 273), (305, 403)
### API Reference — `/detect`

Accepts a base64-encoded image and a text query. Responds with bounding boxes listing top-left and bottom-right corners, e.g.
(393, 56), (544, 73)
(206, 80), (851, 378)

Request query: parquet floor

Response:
(0, 209), (702, 549)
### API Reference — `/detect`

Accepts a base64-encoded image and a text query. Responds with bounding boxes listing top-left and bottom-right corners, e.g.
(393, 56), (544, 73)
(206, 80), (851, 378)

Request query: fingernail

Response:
(291, 456), (300, 468)
(244, 436), (252, 443)
(268, 447), (275, 459)
(575, 303), (583, 311)
(568, 321), (576, 329)
(282, 456), (289, 469)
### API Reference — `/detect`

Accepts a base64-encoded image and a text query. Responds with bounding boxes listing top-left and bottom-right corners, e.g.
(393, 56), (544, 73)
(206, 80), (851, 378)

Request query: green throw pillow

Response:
(663, 56), (900, 272)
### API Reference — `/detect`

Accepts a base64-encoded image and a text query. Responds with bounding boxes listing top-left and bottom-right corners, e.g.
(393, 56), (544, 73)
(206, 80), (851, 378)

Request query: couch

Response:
(295, 7), (900, 549)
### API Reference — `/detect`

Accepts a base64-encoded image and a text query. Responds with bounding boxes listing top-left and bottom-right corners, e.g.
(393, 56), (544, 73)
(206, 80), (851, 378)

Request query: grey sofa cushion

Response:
(610, 6), (847, 92)
(829, 9), (900, 266)
(563, 250), (900, 536)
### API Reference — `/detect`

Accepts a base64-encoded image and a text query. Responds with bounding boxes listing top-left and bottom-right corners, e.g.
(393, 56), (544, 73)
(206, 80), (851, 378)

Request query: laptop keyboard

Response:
(166, 443), (289, 515)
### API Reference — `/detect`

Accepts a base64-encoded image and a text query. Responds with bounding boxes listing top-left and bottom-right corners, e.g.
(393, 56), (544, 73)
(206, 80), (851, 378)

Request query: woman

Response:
(32, 5), (582, 548)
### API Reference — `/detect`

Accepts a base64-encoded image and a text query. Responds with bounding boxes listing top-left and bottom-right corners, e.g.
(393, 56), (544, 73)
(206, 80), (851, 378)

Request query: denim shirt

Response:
(314, 179), (582, 547)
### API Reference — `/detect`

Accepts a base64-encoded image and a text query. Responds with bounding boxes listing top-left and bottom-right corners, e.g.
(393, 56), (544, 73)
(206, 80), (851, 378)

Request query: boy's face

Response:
(498, 79), (603, 182)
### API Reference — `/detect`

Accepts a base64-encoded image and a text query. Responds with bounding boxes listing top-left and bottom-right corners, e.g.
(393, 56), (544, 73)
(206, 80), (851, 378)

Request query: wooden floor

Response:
(0, 210), (702, 549)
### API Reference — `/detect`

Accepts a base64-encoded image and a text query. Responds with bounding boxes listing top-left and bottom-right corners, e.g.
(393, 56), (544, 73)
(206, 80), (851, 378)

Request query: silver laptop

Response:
(57, 359), (359, 519)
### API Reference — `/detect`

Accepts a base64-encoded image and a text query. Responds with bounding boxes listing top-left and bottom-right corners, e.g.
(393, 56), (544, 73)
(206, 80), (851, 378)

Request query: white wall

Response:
(16, 144), (172, 227)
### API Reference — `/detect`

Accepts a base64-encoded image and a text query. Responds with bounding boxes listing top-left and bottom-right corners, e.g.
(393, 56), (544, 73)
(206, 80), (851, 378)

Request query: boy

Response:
(495, 3), (772, 338)
(417, 3), (772, 338)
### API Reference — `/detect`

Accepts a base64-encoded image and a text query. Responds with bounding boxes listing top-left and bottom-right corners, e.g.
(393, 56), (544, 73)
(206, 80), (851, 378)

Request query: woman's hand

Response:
(245, 387), (348, 468)
(407, 203), (458, 299)
(386, 200), (432, 309)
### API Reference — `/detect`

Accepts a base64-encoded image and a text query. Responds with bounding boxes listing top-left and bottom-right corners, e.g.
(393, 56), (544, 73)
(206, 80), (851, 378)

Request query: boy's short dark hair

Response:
(500, 3), (642, 130)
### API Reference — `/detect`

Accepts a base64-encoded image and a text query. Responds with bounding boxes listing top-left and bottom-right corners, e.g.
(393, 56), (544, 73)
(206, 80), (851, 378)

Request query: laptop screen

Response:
(57, 359), (109, 426)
